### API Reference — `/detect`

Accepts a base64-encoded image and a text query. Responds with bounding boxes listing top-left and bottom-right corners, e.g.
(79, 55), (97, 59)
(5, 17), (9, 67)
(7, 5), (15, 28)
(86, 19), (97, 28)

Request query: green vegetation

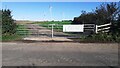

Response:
(16, 24), (25, 29)
(2, 9), (16, 34)
(81, 33), (120, 43)
(2, 34), (22, 41)
(0, 10), (2, 41)
(72, 2), (120, 43)
(16, 24), (29, 36)
(1, 24), (28, 41)
(41, 21), (72, 25)
(0, 10), (2, 25)
(1, 9), (23, 41)
(72, 2), (120, 34)
(34, 21), (72, 31)
(72, 3), (119, 25)
(1, 2), (119, 43)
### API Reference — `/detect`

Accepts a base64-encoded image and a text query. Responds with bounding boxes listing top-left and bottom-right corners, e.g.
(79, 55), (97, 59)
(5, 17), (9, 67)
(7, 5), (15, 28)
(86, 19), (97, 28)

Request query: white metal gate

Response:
(16, 23), (111, 40)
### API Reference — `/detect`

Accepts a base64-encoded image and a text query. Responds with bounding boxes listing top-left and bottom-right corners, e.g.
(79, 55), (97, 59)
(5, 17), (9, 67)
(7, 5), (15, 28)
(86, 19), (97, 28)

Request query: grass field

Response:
(16, 24), (29, 36)
(33, 21), (72, 31)
(40, 21), (72, 25)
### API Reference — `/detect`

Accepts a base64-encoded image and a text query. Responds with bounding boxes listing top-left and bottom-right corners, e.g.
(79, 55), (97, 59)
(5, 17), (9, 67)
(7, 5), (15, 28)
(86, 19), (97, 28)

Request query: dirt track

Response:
(24, 24), (81, 39)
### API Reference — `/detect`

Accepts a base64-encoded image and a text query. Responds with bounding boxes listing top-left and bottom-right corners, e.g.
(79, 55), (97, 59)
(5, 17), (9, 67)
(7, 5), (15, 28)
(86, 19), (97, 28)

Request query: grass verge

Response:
(2, 24), (27, 42)
(2, 34), (22, 42)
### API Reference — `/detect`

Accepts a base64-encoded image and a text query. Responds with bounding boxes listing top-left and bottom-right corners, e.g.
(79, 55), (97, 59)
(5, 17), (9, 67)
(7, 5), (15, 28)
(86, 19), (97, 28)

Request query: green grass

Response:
(35, 21), (72, 31)
(16, 24), (29, 36)
(2, 24), (29, 42)
(41, 21), (71, 25)
(16, 24), (25, 29)
(2, 34), (22, 42)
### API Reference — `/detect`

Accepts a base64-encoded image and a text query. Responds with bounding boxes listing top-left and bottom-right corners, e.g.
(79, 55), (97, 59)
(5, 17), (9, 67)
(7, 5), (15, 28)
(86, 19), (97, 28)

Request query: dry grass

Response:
(15, 20), (35, 24)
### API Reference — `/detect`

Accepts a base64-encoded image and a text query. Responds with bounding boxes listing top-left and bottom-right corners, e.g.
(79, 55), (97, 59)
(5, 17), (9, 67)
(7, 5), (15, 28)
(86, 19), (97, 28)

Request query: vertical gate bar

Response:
(52, 24), (53, 38)
(95, 25), (98, 33)
(37, 30), (39, 36)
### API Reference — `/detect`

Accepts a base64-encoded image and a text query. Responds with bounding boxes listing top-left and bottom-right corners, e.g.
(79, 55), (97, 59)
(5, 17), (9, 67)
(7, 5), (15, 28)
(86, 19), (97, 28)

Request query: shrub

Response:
(2, 9), (16, 35)
(84, 33), (120, 43)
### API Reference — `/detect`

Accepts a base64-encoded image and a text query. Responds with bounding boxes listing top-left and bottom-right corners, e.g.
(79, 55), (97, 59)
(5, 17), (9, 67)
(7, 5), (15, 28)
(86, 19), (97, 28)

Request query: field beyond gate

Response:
(15, 21), (114, 42)
(16, 21), (83, 42)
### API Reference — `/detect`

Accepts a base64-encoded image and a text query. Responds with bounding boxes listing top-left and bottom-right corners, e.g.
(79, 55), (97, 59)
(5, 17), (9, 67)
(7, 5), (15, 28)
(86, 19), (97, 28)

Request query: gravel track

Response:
(2, 42), (118, 66)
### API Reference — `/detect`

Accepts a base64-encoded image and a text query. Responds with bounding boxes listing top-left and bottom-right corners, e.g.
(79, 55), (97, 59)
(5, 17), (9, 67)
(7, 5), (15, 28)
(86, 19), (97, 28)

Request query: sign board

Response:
(63, 25), (84, 32)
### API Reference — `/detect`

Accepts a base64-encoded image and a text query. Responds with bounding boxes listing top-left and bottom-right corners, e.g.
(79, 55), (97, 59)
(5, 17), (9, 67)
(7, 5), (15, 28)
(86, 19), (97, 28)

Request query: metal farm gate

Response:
(16, 23), (111, 41)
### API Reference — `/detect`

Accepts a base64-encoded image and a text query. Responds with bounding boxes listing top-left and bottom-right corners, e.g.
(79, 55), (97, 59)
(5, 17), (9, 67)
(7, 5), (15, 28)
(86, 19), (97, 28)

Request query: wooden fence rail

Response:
(96, 23), (111, 33)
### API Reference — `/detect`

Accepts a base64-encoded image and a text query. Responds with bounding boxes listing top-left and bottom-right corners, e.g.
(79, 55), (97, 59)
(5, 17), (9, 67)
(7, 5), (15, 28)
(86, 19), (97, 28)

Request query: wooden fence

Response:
(96, 23), (111, 33)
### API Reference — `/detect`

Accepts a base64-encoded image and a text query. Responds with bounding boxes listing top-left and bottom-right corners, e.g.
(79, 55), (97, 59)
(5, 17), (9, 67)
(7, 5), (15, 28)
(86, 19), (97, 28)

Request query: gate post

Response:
(51, 24), (54, 38)
(95, 25), (98, 33)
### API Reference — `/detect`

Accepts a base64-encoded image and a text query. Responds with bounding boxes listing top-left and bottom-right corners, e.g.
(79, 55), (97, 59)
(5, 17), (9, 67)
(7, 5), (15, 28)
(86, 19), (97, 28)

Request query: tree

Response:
(117, 14), (120, 34)
(0, 10), (2, 25)
(2, 9), (16, 35)
(95, 3), (119, 25)
(72, 11), (96, 24)
(72, 2), (119, 25)
(115, 6), (120, 34)
(0, 10), (1, 40)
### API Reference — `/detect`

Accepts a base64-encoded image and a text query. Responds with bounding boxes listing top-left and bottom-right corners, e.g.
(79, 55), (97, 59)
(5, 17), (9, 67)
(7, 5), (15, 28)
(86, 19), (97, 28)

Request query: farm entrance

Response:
(16, 23), (111, 41)
(16, 24), (83, 41)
